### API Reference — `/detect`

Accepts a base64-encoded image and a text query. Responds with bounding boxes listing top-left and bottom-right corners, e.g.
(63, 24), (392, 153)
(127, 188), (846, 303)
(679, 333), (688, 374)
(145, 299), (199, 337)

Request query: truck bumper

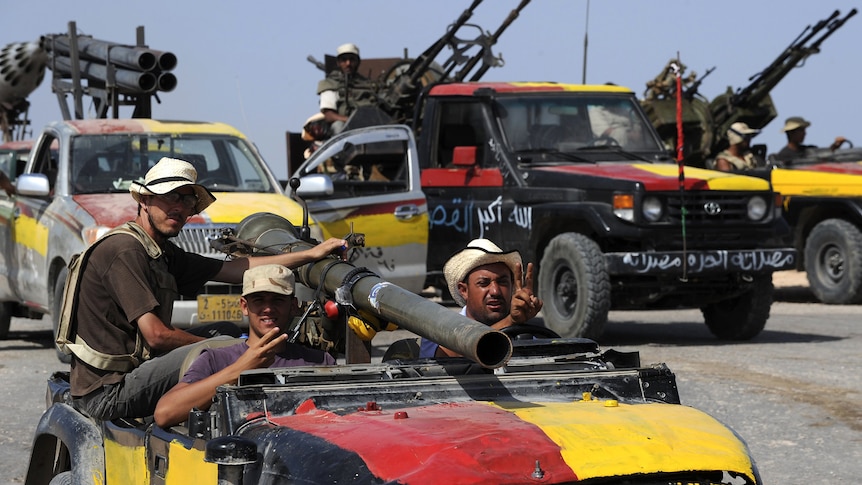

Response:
(606, 248), (796, 276)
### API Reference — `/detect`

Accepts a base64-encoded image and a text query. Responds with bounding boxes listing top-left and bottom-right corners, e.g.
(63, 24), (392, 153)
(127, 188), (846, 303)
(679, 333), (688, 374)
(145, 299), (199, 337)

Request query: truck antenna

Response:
(582, 0), (590, 84)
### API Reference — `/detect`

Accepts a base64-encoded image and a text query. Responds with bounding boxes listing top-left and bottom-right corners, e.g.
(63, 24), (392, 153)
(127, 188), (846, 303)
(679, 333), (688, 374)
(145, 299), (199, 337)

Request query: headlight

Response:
(642, 196), (664, 222)
(747, 195), (768, 221)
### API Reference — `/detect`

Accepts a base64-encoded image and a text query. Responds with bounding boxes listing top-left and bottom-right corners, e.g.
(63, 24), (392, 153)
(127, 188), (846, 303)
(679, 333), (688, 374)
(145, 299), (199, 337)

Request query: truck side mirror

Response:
(15, 173), (51, 197)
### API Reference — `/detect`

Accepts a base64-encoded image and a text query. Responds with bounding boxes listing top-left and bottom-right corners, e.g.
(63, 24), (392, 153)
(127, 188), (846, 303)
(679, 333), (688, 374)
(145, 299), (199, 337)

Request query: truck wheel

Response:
(701, 274), (773, 340)
(804, 219), (862, 304)
(0, 302), (12, 339)
(538, 233), (610, 340)
(52, 267), (72, 364)
(49, 471), (72, 485)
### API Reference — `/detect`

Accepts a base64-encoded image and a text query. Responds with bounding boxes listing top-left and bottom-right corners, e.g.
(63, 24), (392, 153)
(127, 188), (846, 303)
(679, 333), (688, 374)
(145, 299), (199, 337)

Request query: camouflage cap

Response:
(242, 264), (295, 297)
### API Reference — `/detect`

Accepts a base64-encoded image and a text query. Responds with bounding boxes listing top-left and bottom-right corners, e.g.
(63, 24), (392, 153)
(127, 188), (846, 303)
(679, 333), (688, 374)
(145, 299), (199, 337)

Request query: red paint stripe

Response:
(536, 165), (711, 191)
(792, 163), (862, 175)
(429, 82), (568, 96)
(270, 401), (578, 483)
(421, 168), (503, 187)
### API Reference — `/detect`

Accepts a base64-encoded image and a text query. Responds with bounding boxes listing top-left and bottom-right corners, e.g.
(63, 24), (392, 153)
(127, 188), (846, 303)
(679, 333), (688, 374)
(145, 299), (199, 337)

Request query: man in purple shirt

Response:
(154, 264), (334, 427)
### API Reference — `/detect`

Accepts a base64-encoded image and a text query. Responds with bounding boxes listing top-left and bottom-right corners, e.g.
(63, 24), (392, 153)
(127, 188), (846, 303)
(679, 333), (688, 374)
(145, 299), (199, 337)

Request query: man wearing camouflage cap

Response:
(155, 264), (335, 427)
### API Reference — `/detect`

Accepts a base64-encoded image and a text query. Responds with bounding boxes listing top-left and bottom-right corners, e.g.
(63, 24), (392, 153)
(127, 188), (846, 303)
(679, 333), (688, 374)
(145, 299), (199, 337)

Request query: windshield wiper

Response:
(575, 144), (652, 161)
(515, 148), (594, 164)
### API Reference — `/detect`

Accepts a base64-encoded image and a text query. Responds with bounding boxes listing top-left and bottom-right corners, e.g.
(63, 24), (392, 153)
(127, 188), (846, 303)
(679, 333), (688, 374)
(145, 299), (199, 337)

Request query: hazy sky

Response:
(3, 1), (859, 179)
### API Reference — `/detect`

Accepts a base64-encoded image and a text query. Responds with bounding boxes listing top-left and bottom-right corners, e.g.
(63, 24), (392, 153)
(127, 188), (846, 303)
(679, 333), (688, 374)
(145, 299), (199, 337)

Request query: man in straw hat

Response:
(772, 116), (847, 165)
(154, 264), (335, 427)
(419, 239), (543, 358)
(713, 122), (764, 172)
(68, 157), (347, 421)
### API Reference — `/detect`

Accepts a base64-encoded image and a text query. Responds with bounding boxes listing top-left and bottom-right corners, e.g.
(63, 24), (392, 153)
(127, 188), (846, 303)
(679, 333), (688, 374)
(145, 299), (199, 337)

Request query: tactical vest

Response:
(56, 222), (178, 372)
(316, 71), (379, 117)
(715, 149), (760, 171)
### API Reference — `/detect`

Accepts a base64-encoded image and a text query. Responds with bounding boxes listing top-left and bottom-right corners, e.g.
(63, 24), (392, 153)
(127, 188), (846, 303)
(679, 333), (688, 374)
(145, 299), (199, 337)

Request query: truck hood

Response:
(246, 399), (757, 484)
(771, 165), (862, 197)
(73, 192), (306, 229)
(533, 163), (770, 191)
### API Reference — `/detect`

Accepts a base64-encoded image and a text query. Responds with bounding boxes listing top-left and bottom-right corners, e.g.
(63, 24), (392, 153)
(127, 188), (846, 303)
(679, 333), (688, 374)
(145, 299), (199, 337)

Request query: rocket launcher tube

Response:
(296, 253), (513, 369)
(253, 239), (513, 369)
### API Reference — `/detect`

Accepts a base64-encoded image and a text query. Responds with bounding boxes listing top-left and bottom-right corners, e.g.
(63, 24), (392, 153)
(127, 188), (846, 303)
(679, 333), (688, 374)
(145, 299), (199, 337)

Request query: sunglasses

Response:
(155, 192), (198, 209)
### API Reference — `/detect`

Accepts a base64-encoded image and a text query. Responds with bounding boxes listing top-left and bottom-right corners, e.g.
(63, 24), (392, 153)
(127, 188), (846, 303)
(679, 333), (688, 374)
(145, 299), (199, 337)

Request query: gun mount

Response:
(307, 0), (530, 128)
(642, 9), (856, 168)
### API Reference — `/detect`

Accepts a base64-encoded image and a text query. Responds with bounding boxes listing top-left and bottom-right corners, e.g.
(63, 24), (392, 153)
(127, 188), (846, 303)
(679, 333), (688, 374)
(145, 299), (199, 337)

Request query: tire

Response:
(538, 233), (610, 340)
(701, 274), (773, 340)
(804, 219), (862, 304)
(49, 471), (73, 485)
(0, 301), (12, 340)
(52, 267), (72, 364)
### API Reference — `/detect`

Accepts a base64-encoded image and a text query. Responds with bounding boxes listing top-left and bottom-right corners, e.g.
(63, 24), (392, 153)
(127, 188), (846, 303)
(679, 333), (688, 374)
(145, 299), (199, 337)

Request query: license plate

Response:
(197, 295), (244, 323)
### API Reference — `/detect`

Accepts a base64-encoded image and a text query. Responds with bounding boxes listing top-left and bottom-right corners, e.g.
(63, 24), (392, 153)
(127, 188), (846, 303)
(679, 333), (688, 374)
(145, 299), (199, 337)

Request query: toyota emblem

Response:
(704, 201), (722, 215)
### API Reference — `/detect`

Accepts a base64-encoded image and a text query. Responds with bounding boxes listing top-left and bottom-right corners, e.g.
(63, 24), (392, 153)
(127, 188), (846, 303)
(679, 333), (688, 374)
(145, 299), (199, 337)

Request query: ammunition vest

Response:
(715, 149), (760, 171)
(316, 71), (379, 117)
(56, 222), (177, 372)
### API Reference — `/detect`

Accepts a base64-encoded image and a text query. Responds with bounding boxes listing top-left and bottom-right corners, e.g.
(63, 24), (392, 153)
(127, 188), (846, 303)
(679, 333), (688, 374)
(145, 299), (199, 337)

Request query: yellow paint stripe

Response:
(635, 164), (772, 190)
(490, 400), (756, 481)
(771, 168), (862, 197)
(317, 212), (429, 246)
(164, 440), (218, 484)
(133, 119), (245, 137)
(204, 193), (306, 225)
(104, 440), (149, 485)
(509, 82), (634, 93)
(14, 214), (49, 256)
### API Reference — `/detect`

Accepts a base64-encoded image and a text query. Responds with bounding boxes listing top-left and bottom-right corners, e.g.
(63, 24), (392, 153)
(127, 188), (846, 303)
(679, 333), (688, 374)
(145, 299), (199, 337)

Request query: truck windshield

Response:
(70, 134), (276, 194)
(497, 94), (664, 157)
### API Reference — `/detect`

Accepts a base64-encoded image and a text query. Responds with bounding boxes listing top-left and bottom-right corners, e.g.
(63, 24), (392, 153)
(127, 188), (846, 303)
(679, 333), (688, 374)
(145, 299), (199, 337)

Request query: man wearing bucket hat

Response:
(316, 42), (379, 136)
(154, 264), (335, 427)
(773, 116), (848, 165)
(713, 122), (764, 172)
(67, 157), (347, 421)
(419, 239), (543, 358)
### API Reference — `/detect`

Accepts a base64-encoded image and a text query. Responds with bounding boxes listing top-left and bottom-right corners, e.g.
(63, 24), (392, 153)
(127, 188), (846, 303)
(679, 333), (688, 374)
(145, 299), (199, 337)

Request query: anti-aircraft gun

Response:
(289, 0), (529, 172)
(641, 9), (856, 168)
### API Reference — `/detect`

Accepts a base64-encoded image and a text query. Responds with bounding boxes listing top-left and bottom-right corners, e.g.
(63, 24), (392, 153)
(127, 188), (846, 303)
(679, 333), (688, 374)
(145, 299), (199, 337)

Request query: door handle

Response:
(394, 204), (421, 221)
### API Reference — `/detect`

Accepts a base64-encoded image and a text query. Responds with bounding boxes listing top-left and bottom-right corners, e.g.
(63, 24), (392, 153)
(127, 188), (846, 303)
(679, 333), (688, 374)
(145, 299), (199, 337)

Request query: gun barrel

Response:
(296, 256), (513, 368)
(52, 55), (157, 92)
(49, 35), (170, 73)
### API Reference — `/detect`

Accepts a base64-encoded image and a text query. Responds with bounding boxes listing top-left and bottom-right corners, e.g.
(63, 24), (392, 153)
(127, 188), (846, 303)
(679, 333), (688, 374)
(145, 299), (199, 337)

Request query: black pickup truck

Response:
(288, 82), (795, 341)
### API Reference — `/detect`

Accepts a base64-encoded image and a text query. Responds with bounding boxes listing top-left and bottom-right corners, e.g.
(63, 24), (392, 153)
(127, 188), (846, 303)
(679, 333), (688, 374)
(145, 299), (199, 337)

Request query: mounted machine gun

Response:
(641, 9), (856, 168)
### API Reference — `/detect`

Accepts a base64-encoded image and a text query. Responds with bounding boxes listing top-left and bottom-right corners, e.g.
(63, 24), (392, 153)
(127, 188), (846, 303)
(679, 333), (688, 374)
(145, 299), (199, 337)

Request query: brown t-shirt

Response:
(70, 233), (222, 397)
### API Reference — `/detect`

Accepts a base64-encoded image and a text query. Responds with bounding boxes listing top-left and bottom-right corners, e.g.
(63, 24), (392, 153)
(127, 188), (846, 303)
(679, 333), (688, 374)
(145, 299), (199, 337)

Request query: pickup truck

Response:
(288, 82), (796, 341)
(0, 119), (311, 356)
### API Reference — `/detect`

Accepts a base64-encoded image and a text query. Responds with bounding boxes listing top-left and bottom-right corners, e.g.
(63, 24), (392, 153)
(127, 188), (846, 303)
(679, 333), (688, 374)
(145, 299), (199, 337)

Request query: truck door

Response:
(419, 101), (506, 278)
(291, 125), (429, 293)
(0, 149), (20, 300)
(13, 135), (59, 309)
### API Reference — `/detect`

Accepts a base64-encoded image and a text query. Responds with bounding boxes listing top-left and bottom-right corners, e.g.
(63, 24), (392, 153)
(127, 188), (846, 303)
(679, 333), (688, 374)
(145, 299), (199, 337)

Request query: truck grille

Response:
(665, 192), (761, 224)
(175, 224), (233, 258)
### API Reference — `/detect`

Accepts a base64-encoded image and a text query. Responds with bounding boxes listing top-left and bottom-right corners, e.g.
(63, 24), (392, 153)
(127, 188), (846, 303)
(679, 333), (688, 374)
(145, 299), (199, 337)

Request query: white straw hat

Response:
(129, 157), (216, 213)
(443, 239), (522, 306)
